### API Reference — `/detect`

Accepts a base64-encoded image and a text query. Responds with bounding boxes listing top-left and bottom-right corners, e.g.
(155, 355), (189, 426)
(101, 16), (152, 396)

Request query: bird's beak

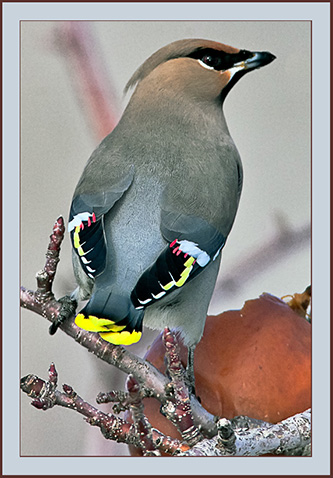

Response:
(221, 50), (276, 101)
(235, 51), (276, 72)
(245, 51), (276, 70)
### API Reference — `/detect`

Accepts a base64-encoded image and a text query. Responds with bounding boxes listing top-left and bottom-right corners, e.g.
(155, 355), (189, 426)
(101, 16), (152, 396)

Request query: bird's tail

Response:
(74, 287), (144, 346)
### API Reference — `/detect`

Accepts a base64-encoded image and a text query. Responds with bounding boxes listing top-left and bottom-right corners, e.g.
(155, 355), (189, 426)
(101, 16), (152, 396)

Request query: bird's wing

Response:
(68, 167), (134, 279)
(130, 208), (225, 310)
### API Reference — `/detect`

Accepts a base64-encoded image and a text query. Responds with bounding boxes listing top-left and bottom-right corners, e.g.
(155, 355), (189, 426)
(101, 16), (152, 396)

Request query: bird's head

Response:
(125, 39), (276, 104)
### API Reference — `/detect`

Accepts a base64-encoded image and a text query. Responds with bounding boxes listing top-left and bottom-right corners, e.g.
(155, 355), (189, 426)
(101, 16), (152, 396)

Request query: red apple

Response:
(128, 293), (311, 455)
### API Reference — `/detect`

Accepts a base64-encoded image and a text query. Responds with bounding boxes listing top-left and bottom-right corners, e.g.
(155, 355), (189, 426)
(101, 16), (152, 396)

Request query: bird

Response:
(68, 38), (276, 389)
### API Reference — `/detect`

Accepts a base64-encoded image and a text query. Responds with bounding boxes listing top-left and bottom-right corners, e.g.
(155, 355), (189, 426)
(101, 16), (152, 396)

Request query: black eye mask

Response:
(188, 48), (253, 71)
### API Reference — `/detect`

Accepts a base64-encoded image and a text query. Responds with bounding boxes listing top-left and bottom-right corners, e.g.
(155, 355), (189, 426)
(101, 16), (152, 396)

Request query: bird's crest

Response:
(124, 38), (239, 93)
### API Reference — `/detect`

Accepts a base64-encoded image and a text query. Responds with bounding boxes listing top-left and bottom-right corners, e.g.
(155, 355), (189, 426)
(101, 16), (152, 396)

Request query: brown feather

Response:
(125, 38), (240, 93)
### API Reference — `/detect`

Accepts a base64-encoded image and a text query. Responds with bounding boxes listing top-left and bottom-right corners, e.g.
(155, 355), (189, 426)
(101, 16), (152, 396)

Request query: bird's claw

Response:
(49, 296), (77, 335)
(184, 372), (196, 397)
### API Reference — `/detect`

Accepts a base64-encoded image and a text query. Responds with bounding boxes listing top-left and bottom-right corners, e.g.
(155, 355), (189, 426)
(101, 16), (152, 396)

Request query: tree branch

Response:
(20, 363), (310, 457)
(126, 374), (161, 456)
(20, 364), (190, 455)
(161, 328), (202, 446)
(21, 217), (311, 456)
(20, 216), (77, 335)
(179, 410), (311, 456)
(20, 217), (218, 437)
(54, 22), (119, 141)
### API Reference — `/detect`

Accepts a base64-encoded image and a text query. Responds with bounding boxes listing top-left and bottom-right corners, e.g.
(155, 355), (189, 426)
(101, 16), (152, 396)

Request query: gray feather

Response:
(69, 38), (275, 348)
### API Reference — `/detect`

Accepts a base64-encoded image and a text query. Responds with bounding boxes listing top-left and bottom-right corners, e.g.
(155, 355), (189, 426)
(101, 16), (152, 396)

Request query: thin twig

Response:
(161, 328), (202, 446)
(20, 217), (77, 334)
(96, 390), (131, 414)
(127, 375), (160, 456)
(20, 365), (190, 455)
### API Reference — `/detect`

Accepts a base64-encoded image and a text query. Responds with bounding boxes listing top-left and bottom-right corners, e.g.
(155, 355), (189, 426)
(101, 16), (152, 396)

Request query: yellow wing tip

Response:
(161, 281), (174, 291)
(184, 256), (195, 268)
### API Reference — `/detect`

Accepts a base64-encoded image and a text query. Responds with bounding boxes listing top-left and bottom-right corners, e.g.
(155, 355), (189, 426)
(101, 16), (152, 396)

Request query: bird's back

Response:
(69, 38), (275, 349)
(98, 172), (166, 294)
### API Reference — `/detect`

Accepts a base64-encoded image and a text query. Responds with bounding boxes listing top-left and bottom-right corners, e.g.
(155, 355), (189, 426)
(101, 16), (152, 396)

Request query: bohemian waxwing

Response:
(68, 38), (275, 387)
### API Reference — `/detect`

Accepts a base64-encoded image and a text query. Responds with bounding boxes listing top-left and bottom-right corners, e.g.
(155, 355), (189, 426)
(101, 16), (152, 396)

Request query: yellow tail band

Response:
(100, 330), (142, 345)
(75, 313), (141, 345)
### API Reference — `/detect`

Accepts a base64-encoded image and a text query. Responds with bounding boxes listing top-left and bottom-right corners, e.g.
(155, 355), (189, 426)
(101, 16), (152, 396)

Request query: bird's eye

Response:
(188, 48), (229, 71)
(201, 54), (221, 69)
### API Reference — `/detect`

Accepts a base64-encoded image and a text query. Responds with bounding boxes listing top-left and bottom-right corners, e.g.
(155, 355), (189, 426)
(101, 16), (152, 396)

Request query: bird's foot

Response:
(49, 295), (77, 335)
(186, 379), (201, 403)
(185, 369), (196, 397)
(185, 346), (197, 396)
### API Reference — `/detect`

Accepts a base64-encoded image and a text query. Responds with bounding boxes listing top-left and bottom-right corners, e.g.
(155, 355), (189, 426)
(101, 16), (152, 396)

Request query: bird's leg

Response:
(186, 346), (196, 395)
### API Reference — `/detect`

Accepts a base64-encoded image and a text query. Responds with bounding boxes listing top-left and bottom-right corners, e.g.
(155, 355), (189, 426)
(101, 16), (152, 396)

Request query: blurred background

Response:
(20, 21), (310, 456)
